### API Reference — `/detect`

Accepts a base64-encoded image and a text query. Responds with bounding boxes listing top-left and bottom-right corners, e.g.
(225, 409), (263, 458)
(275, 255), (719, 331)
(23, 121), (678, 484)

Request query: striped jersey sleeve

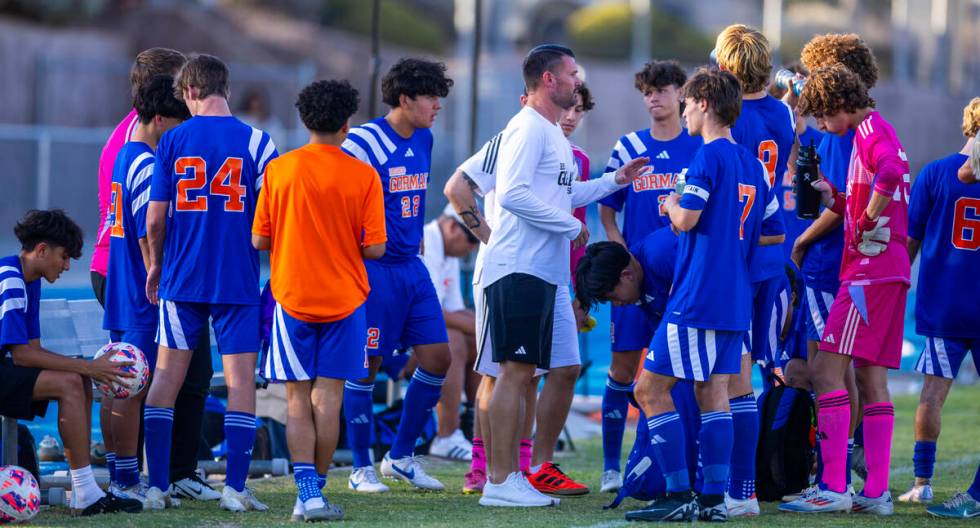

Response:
(600, 132), (645, 211)
(248, 127), (278, 192)
(125, 151), (155, 238)
(457, 133), (502, 196)
(342, 122), (399, 168)
(0, 261), (30, 349)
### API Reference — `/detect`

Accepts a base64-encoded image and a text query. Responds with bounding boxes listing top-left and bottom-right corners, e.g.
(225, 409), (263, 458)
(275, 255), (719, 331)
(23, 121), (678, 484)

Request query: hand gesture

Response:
(615, 157), (652, 185)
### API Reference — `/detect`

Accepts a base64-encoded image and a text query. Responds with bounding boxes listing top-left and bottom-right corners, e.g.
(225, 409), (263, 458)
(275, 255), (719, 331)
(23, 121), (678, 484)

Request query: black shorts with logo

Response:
(485, 273), (557, 369)
(0, 358), (48, 420)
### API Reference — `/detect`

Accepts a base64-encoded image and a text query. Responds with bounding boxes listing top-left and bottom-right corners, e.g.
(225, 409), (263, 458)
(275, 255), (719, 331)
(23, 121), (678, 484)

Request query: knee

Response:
(609, 357), (638, 384)
(550, 365), (580, 386)
(54, 372), (86, 403)
(634, 376), (667, 407)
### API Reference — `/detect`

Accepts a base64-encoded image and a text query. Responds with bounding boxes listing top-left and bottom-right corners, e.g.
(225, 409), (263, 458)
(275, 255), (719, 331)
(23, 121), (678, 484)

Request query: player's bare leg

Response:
(900, 374), (951, 502)
(33, 371), (92, 471)
(477, 375), (494, 471)
(215, 351), (266, 511)
(531, 365), (578, 466)
(634, 369), (678, 418)
(433, 329), (471, 460)
(311, 378), (344, 478)
(488, 360), (536, 484)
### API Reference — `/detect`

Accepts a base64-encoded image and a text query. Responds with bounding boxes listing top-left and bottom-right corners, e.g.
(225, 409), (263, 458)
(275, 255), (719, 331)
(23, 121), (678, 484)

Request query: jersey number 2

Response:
(401, 195), (421, 218)
(738, 183), (757, 240)
(109, 181), (125, 238)
(175, 157), (246, 212)
(952, 197), (980, 251)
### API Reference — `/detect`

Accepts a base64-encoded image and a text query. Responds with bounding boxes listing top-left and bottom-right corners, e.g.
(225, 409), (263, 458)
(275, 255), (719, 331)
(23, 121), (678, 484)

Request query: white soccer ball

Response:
(0, 466), (40, 524)
(92, 342), (150, 400)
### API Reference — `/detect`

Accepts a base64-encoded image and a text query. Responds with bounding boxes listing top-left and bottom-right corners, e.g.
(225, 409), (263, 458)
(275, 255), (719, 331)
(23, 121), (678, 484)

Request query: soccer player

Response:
(0, 209), (142, 516)
(780, 64), (911, 515)
(102, 74), (190, 502)
(253, 79), (386, 522)
(143, 54), (278, 512)
(340, 58), (453, 493)
(625, 67), (782, 523)
(899, 98), (980, 504)
(714, 24), (795, 515)
(596, 60), (702, 494)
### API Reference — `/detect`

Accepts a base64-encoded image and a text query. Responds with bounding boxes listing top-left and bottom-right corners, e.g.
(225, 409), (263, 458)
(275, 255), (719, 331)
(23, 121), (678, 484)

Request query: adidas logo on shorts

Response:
(351, 414), (370, 424)
(514, 346), (527, 356)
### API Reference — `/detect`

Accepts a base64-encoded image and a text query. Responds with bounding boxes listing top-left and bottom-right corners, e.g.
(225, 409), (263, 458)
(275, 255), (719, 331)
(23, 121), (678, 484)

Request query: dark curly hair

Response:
(577, 83), (594, 112)
(135, 75), (190, 125)
(14, 209), (83, 259)
(574, 241), (632, 313)
(798, 65), (875, 118)
(381, 58), (453, 107)
(635, 60), (687, 93)
(296, 80), (360, 134)
(801, 33), (878, 89)
(682, 67), (742, 127)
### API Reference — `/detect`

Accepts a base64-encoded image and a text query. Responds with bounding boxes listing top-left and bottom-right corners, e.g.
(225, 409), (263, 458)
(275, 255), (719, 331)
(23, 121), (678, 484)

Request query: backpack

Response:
(604, 410), (666, 510)
(755, 376), (816, 502)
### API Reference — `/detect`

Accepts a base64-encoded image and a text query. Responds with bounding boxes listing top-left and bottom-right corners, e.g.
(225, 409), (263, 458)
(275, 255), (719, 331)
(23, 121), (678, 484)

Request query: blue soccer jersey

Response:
(149, 116), (277, 305)
(104, 142), (156, 332)
(801, 130), (852, 291)
(780, 125), (825, 263)
(0, 255), (41, 358)
(909, 152), (980, 338)
(630, 227), (679, 323)
(600, 129), (703, 245)
(342, 117), (433, 262)
(732, 95), (796, 281)
(666, 139), (767, 331)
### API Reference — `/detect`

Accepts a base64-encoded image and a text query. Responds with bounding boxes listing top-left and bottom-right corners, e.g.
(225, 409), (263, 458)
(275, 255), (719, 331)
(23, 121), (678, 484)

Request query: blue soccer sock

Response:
(602, 376), (633, 472)
(105, 451), (116, 484)
(318, 473), (327, 490)
(847, 437), (855, 486)
(115, 456), (140, 488)
(647, 411), (690, 493)
(700, 411), (734, 496)
(390, 368), (444, 460)
(343, 381), (375, 469)
(968, 464), (980, 502)
(143, 406), (174, 491)
(728, 394), (758, 500)
(293, 462), (321, 500)
(224, 411), (257, 493)
(913, 440), (937, 480)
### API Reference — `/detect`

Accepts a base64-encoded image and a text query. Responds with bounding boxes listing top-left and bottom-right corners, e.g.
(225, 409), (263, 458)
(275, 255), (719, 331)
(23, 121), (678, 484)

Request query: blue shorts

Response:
(364, 259), (448, 358)
(263, 303), (369, 381)
(109, 330), (158, 372)
(803, 284), (837, 342)
(644, 320), (743, 382)
(157, 299), (259, 354)
(750, 274), (790, 366)
(611, 304), (657, 352)
(915, 337), (980, 379)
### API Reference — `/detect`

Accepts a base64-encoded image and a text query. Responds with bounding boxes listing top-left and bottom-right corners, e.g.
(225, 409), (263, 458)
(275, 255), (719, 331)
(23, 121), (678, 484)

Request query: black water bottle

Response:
(795, 141), (822, 219)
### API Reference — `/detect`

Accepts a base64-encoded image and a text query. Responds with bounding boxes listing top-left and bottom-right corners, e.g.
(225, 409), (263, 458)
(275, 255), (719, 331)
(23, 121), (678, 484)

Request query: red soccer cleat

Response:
(527, 462), (590, 496)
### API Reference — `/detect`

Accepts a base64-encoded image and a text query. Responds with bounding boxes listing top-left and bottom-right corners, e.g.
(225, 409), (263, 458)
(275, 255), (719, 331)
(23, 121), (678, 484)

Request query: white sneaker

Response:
(429, 430), (473, 461)
(479, 472), (557, 507)
(380, 452), (445, 491)
(898, 483), (934, 503)
(220, 485), (269, 512)
(143, 486), (180, 511)
(348, 466), (390, 493)
(725, 493), (761, 517)
(778, 485), (852, 513)
(600, 470), (622, 493)
(852, 490), (895, 515)
(115, 482), (149, 505)
(170, 474), (222, 501)
(291, 497), (304, 522)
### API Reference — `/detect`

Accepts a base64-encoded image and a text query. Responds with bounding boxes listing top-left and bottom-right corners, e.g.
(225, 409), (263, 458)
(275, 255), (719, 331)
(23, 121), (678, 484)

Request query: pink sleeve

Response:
(864, 130), (906, 197)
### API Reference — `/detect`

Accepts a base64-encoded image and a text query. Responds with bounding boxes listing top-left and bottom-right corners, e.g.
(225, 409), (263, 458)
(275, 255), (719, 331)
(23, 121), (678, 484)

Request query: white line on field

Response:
(890, 453), (980, 476)
(570, 521), (629, 528)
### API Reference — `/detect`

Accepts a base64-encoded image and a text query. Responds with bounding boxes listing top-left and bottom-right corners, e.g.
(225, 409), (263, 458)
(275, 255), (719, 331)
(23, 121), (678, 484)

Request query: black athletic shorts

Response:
(91, 271), (106, 307)
(485, 273), (556, 369)
(0, 358), (48, 420)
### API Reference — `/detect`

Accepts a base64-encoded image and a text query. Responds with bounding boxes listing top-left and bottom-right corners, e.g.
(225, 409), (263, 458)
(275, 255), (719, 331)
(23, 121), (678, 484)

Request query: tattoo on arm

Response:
(462, 172), (480, 191)
(461, 207), (482, 230)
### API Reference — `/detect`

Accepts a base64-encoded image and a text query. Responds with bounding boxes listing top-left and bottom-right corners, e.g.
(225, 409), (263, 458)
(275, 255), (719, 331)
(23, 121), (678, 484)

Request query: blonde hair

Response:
(962, 97), (980, 138)
(715, 24), (771, 94)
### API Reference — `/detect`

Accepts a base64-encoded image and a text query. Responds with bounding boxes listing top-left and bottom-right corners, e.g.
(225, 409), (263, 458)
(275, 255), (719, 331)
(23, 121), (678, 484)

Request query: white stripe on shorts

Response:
(704, 330), (717, 376)
(687, 327), (703, 381)
(840, 304), (859, 356)
(934, 338), (952, 378)
(275, 304), (310, 380)
(666, 323), (685, 378)
(156, 302), (168, 348)
(164, 300), (188, 350)
(806, 287), (826, 337)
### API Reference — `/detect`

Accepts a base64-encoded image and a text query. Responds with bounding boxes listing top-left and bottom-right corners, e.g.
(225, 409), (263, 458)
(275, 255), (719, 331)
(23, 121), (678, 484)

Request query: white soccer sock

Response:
(530, 464), (542, 474)
(70, 465), (106, 509)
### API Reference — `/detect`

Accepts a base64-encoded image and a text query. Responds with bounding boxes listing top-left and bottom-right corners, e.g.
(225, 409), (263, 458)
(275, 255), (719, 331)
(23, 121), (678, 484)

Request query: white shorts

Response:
(474, 280), (580, 377)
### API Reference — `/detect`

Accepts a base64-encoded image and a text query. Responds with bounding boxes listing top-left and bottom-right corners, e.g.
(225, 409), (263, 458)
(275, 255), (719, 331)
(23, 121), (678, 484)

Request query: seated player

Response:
(421, 206), (480, 461)
(253, 79), (386, 522)
(898, 98), (980, 504)
(102, 74), (190, 502)
(0, 209), (142, 516)
(781, 64), (911, 515)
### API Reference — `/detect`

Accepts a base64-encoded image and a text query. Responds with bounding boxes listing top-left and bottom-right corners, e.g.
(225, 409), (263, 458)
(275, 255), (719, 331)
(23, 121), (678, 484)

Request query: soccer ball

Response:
(0, 466), (40, 524)
(92, 342), (150, 399)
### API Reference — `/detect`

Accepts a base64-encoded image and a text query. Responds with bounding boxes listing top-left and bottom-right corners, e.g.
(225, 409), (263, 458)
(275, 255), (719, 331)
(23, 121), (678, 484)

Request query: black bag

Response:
(755, 377), (815, 502)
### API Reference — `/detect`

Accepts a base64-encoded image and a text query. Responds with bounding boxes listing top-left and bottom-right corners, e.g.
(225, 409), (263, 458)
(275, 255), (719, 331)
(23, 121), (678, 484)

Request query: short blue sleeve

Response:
(149, 132), (173, 202)
(0, 287), (29, 348)
(761, 180), (785, 236)
(907, 163), (934, 241)
(679, 148), (714, 211)
(599, 187), (627, 211)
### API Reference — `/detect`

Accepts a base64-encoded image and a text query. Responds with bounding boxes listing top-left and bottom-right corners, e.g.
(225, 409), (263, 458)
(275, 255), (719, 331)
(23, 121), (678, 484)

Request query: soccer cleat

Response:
(624, 490), (697, 522)
(143, 486), (180, 511)
(479, 472), (557, 507)
(114, 482), (150, 505)
(698, 493), (729, 522)
(429, 430), (473, 461)
(463, 468), (487, 495)
(852, 490), (894, 515)
(898, 483), (934, 503)
(170, 473), (222, 501)
(927, 492), (980, 519)
(528, 462), (590, 496)
(381, 453), (445, 491)
(304, 499), (344, 522)
(851, 444), (868, 481)
(600, 469), (623, 494)
(724, 492), (760, 517)
(348, 466), (390, 493)
(72, 491), (144, 516)
(778, 485), (852, 513)
(220, 485), (269, 512)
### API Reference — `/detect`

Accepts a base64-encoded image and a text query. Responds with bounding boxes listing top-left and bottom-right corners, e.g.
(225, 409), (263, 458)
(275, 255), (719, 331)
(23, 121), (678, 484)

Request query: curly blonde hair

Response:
(962, 97), (980, 138)
(715, 24), (771, 94)
(797, 65), (874, 117)
(800, 33), (878, 89)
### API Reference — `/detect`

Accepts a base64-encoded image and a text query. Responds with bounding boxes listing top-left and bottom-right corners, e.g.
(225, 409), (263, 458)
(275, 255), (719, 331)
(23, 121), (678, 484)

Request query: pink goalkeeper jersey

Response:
(91, 109), (138, 275)
(840, 111), (911, 286)
(570, 144), (590, 278)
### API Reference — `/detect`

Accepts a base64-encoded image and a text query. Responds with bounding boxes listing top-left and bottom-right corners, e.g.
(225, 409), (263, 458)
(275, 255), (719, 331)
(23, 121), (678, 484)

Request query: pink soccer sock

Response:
(817, 390), (851, 493)
(862, 402), (895, 498)
(519, 439), (533, 473)
(470, 437), (486, 473)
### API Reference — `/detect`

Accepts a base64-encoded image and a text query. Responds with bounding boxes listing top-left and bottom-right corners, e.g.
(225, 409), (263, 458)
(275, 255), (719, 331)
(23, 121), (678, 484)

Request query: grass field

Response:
(31, 383), (980, 526)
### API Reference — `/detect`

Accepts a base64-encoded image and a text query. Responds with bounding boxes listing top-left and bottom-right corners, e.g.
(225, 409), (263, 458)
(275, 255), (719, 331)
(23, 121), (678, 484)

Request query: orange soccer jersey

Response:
(253, 143), (386, 323)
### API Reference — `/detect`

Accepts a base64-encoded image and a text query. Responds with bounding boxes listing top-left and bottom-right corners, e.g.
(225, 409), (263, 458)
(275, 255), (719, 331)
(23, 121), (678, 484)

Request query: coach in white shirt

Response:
(478, 44), (650, 507)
